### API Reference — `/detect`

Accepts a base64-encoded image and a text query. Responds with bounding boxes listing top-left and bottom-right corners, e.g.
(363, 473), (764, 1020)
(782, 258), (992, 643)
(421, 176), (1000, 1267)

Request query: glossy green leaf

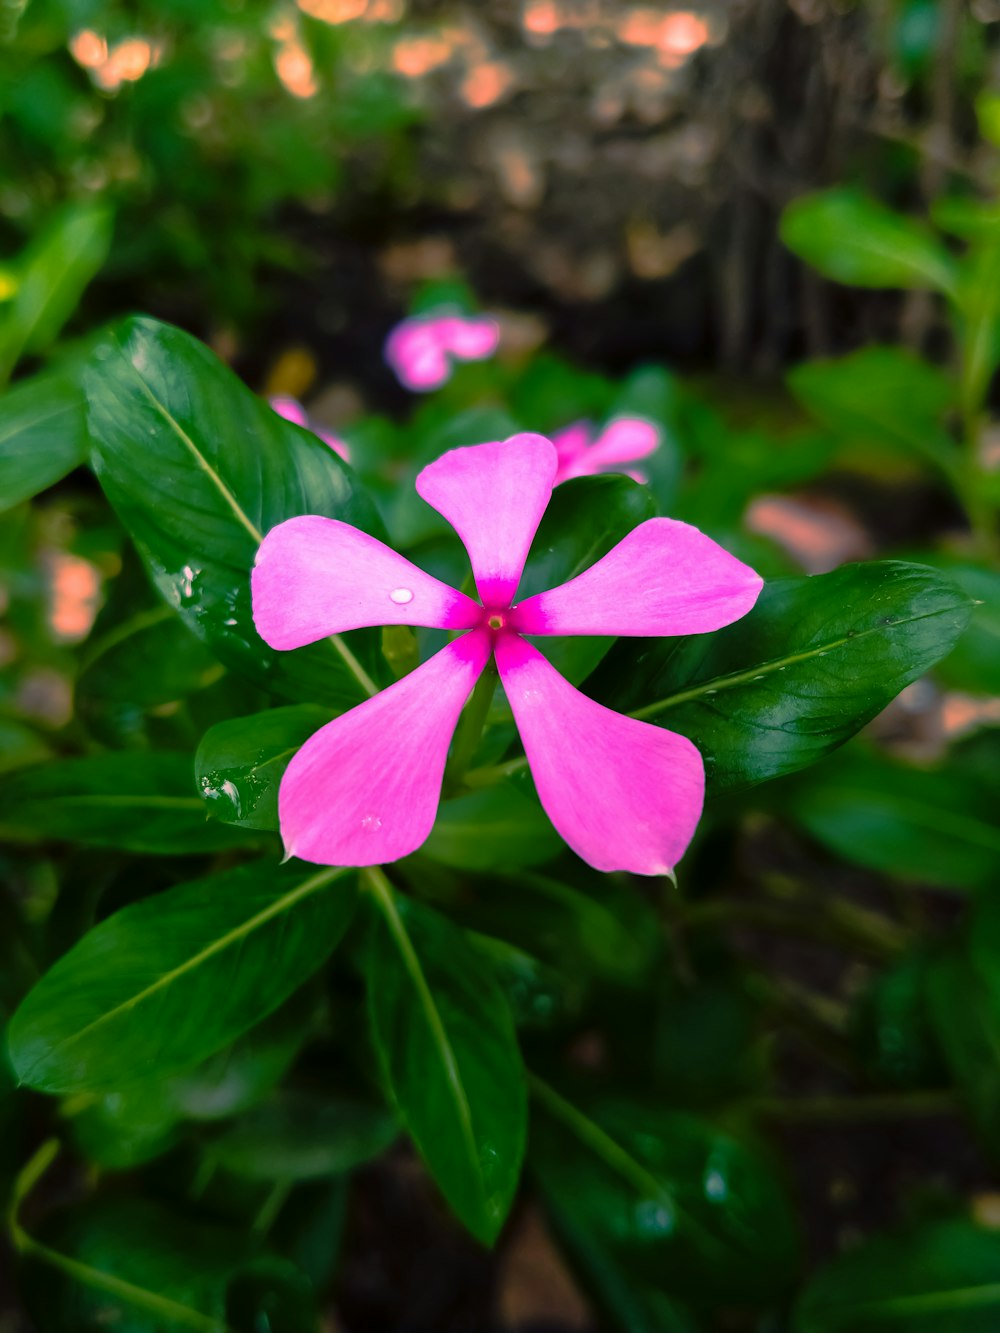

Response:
(9, 860), (356, 1093)
(518, 473), (655, 683)
(0, 371), (88, 514)
(788, 347), (957, 476)
(591, 562), (973, 792)
(786, 745), (1000, 892)
(531, 1080), (799, 1305)
(67, 991), (317, 1169)
(781, 188), (958, 295)
(0, 753), (255, 854)
(21, 1197), (317, 1333)
(794, 1216), (1000, 1331)
(365, 877), (526, 1245)
(84, 316), (386, 708)
(76, 559), (226, 748)
(208, 1089), (399, 1181)
(195, 706), (333, 830)
(421, 783), (562, 870)
(0, 202), (112, 384)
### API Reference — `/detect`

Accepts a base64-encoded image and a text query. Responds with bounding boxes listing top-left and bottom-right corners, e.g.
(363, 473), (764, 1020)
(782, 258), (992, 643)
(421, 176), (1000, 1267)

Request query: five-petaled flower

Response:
(251, 435), (762, 875)
(385, 311), (499, 391)
(552, 416), (660, 485)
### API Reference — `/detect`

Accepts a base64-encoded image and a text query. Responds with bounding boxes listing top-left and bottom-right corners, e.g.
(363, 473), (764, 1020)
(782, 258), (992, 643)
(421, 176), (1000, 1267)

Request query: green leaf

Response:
(531, 1079), (799, 1305)
(84, 316), (386, 708)
(207, 1089), (399, 1182)
(780, 188), (958, 295)
(788, 347), (957, 477)
(590, 562), (973, 792)
(0, 370), (88, 514)
(928, 948), (1000, 1159)
(8, 860), (356, 1093)
(21, 1197), (317, 1333)
(195, 706), (333, 830)
(928, 562), (1000, 693)
(77, 557), (226, 748)
(0, 202), (112, 384)
(67, 991), (317, 1169)
(0, 753), (256, 854)
(518, 473), (655, 684)
(420, 783), (562, 870)
(365, 875), (526, 1244)
(785, 745), (1000, 892)
(794, 1216), (1000, 1331)
(440, 870), (660, 986)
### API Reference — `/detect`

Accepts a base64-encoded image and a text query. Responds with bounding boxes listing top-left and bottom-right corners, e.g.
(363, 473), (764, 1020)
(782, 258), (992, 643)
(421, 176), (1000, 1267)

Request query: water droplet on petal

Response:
(389, 587), (414, 605)
(361, 813), (383, 832)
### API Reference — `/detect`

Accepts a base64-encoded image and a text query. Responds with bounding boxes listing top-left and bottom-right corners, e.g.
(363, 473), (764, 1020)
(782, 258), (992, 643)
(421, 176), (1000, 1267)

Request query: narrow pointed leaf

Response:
(9, 860), (356, 1093)
(84, 316), (386, 708)
(591, 562), (973, 791)
(365, 881), (526, 1245)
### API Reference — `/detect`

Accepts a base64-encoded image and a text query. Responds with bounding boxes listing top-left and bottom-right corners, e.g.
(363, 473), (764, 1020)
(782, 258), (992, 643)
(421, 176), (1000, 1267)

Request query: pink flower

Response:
(384, 312), (499, 391)
(552, 416), (660, 485)
(251, 435), (762, 875)
(271, 396), (351, 464)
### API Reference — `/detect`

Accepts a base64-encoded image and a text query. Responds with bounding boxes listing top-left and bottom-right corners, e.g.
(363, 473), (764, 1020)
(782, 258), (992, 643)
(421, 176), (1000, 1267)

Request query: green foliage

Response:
(780, 188), (958, 294)
(0, 752), (256, 854)
(0, 371), (88, 514)
(794, 1216), (1000, 1331)
(9, 861), (357, 1092)
(532, 1080), (800, 1306)
(85, 317), (387, 708)
(365, 878), (526, 1245)
(592, 562), (972, 791)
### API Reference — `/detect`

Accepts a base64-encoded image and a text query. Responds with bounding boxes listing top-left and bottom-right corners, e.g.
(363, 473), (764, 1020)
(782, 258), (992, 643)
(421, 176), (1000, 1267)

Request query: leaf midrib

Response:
(108, 328), (379, 697)
(20, 866), (346, 1076)
(25, 1239), (232, 1333)
(632, 600), (966, 721)
(818, 1277), (1000, 1323)
(810, 787), (1000, 855)
(366, 870), (486, 1219)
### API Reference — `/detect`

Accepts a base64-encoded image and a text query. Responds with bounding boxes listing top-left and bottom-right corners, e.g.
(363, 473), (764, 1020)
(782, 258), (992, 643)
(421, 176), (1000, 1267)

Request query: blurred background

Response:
(2, 1), (1000, 1330)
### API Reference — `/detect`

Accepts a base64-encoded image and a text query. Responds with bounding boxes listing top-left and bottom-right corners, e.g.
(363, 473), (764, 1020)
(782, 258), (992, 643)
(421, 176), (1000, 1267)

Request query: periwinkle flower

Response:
(252, 435), (761, 875)
(271, 396), (351, 463)
(552, 417), (660, 484)
(385, 312), (499, 391)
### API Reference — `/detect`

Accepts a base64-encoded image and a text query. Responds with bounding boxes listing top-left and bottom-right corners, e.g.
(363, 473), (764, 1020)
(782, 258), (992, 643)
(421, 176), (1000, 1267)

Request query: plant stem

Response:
(463, 755), (528, 788)
(745, 1089), (958, 1123)
(445, 661), (497, 788)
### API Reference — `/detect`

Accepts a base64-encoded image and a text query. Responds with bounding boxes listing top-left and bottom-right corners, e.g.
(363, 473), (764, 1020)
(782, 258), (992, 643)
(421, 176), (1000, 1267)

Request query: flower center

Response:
(487, 613), (504, 630)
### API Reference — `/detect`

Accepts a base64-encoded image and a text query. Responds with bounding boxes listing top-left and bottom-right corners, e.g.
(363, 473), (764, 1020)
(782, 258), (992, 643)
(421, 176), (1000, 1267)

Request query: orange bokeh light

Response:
(391, 35), (452, 77)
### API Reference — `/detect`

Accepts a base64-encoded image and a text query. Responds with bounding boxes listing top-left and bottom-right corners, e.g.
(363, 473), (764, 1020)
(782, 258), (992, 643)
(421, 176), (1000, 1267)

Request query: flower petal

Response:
(588, 418), (660, 466)
(385, 321), (451, 391)
(438, 314), (499, 360)
(252, 515), (479, 649)
(416, 434), (557, 606)
(513, 517), (763, 637)
(496, 635), (703, 875)
(281, 631), (492, 866)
